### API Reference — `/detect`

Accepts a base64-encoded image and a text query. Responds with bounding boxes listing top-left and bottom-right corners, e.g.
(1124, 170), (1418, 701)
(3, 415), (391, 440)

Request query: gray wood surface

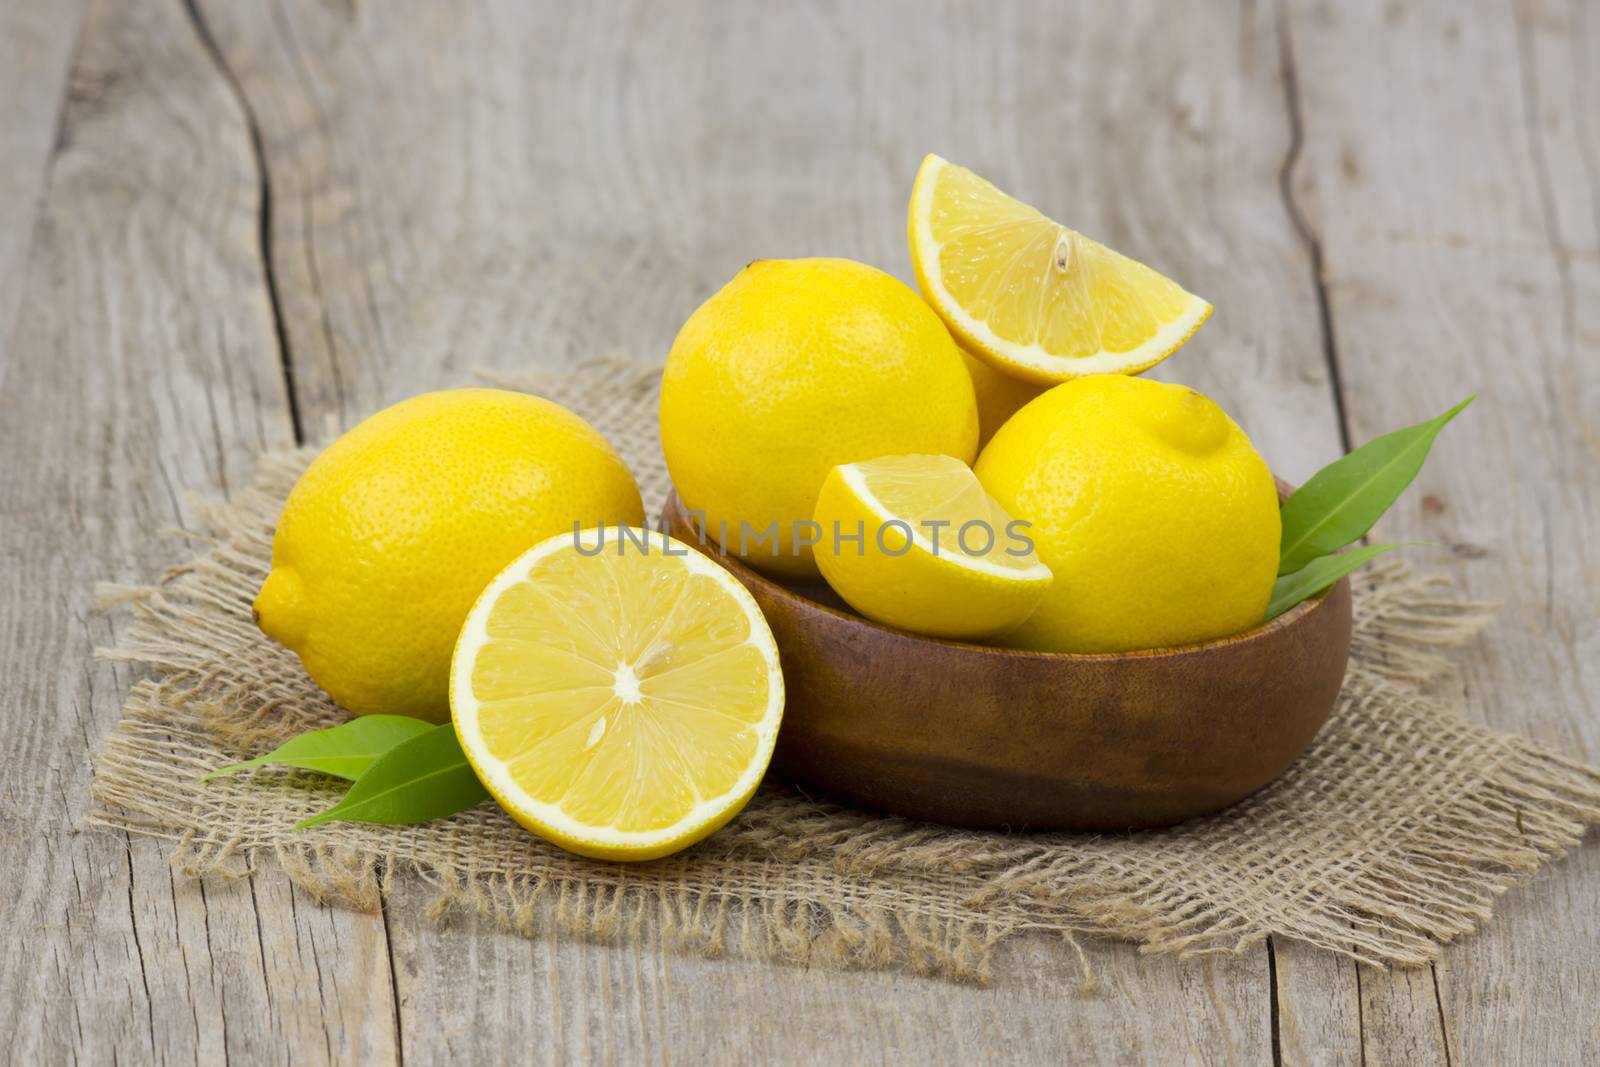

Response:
(0, 1), (82, 366)
(2, 0), (1594, 1063)
(1288, 4), (1600, 1063)
(0, 0), (396, 1062)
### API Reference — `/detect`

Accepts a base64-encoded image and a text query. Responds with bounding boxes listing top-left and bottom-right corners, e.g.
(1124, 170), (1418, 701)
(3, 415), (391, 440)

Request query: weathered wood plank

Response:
(191, 0), (1360, 1062)
(1286, 0), (1600, 1064)
(0, 0), (84, 366)
(0, 0), (395, 1062)
(386, 877), (1274, 1067)
(196, 0), (1346, 468)
(10, 0), (1587, 1062)
(1271, 940), (1362, 1067)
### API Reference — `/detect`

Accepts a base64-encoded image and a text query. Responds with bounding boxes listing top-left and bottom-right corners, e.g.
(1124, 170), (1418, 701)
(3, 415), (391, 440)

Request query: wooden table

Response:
(4, 1), (1595, 1063)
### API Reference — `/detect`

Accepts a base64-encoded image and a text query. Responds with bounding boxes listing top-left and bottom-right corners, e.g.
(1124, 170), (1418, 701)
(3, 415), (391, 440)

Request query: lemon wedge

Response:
(909, 154), (1212, 383)
(812, 454), (1052, 640)
(451, 527), (784, 861)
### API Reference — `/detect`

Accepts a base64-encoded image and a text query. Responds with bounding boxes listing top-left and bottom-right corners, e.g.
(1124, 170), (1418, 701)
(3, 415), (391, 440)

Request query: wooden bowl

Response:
(662, 490), (1352, 831)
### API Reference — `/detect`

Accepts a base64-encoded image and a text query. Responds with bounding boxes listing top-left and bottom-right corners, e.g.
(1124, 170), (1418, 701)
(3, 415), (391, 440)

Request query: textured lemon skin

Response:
(660, 258), (978, 579)
(974, 376), (1280, 653)
(811, 464), (1050, 640)
(961, 347), (1046, 448)
(254, 389), (644, 721)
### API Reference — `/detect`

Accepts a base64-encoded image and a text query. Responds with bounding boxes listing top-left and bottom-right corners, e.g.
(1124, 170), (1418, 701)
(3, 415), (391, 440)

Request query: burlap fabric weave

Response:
(89, 357), (1600, 984)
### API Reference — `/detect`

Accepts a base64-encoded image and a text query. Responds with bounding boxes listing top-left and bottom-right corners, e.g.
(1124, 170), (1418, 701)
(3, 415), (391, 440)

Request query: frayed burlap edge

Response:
(87, 359), (1600, 986)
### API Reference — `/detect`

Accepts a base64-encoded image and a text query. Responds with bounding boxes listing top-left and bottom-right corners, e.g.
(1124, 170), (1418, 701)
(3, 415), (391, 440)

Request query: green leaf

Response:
(1278, 395), (1473, 575)
(202, 714), (436, 782)
(295, 723), (488, 829)
(1266, 543), (1402, 620)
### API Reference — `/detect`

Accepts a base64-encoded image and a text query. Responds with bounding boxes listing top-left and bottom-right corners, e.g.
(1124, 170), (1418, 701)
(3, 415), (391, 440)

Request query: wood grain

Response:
(385, 877), (1270, 1067)
(2, 0), (1595, 1062)
(0, 0), (395, 1062)
(184, 0), (1325, 1061)
(0, 1), (83, 367)
(1286, 0), (1600, 1063)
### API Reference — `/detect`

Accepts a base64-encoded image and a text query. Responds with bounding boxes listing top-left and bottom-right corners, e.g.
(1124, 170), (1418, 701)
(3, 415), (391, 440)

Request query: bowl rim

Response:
(659, 488), (1339, 665)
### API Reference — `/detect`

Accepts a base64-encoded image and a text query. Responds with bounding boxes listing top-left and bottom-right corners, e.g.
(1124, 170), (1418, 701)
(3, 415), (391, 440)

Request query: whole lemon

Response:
(660, 258), (978, 579)
(961, 347), (1046, 448)
(975, 376), (1280, 652)
(255, 388), (644, 721)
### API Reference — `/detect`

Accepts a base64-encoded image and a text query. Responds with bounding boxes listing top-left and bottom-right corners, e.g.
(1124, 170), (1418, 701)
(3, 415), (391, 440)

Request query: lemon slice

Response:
(909, 153), (1212, 383)
(450, 527), (784, 861)
(812, 454), (1052, 640)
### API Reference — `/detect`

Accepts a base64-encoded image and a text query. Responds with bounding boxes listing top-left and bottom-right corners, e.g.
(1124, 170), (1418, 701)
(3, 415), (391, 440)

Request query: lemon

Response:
(660, 258), (978, 580)
(909, 154), (1212, 383)
(975, 376), (1279, 652)
(812, 455), (1052, 640)
(254, 389), (645, 722)
(961, 347), (1045, 447)
(451, 528), (784, 861)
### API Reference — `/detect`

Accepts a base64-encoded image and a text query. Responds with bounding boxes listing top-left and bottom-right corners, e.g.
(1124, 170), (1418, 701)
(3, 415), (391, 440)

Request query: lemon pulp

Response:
(909, 154), (1211, 383)
(812, 454), (1051, 640)
(451, 528), (783, 861)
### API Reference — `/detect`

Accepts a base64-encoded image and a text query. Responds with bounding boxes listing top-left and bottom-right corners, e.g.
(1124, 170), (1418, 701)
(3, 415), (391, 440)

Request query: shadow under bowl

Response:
(662, 489), (1352, 831)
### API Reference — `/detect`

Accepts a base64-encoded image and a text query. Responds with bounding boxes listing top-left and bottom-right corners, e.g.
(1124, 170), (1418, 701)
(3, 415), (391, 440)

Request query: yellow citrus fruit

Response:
(960, 347), (1046, 448)
(451, 528), (784, 861)
(812, 455), (1052, 640)
(975, 376), (1279, 652)
(660, 258), (978, 580)
(909, 154), (1212, 384)
(254, 389), (644, 722)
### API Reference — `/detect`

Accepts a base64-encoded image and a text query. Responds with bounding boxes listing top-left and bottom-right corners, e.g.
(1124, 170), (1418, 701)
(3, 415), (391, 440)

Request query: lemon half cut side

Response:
(909, 154), (1212, 383)
(812, 454), (1053, 640)
(451, 527), (784, 861)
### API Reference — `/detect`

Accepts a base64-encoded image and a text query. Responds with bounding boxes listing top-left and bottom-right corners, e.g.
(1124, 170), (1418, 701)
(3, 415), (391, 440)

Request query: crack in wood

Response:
(269, 0), (355, 430)
(1353, 958), (1368, 1067)
(380, 885), (406, 1067)
(1276, 2), (1353, 453)
(179, 0), (304, 445)
(1275, 6), (1461, 1065)
(120, 843), (157, 1060)
(1266, 936), (1284, 1067)
(1431, 964), (1455, 1067)
(196, 878), (233, 1059)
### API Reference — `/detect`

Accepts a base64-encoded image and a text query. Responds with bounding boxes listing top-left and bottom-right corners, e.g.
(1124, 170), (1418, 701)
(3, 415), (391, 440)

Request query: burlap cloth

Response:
(89, 357), (1600, 985)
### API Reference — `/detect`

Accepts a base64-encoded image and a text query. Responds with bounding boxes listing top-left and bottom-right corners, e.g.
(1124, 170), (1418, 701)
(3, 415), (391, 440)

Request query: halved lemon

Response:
(909, 153), (1212, 384)
(451, 527), (784, 861)
(811, 454), (1052, 640)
